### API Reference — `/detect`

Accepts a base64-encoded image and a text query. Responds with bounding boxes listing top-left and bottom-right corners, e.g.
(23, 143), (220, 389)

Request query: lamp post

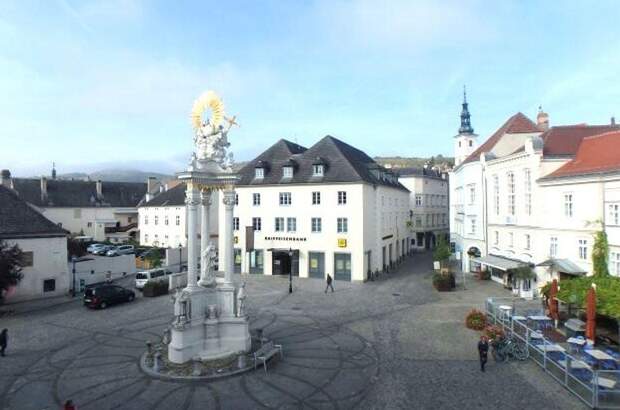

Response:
(71, 256), (77, 297)
(178, 244), (183, 273)
(288, 247), (293, 294)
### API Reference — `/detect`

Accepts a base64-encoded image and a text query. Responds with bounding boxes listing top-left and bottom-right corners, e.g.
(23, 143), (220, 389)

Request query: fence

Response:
(486, 297), (620, 409)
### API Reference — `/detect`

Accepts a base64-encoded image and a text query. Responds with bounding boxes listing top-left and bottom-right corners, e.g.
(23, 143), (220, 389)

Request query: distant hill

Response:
(374, 155), (454, 170)
(58, 169), (173, 183)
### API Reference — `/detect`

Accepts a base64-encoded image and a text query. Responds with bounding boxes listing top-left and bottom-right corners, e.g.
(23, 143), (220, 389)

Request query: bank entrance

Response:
(271, 249), (299, 276)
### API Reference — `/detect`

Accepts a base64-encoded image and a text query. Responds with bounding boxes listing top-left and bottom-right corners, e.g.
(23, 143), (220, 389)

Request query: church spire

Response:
(51, 162), (57, 180)
(459, 85), (474, 135)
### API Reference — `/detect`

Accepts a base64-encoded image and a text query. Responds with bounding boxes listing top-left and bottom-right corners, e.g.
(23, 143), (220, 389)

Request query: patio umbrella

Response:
(585, 284), (596, 343)
(549, 279), (559, 325)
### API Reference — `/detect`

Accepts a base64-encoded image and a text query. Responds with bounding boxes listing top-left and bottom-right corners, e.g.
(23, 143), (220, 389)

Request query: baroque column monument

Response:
(168, 91), (250, 364)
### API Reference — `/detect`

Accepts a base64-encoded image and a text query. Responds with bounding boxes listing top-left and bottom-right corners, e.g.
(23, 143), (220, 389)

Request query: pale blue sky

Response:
(1, 0), (619, 176)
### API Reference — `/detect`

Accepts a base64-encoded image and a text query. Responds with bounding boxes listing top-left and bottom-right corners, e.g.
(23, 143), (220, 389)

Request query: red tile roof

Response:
(457, 112), (539, 168)
(544, 130), (620, 178)
(541, 124), (620, 157)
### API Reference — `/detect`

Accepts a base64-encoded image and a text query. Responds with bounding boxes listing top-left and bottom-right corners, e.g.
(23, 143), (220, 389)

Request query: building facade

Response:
(397, 167), (449, 250)
(0, 183), (69, 302)
(222, 136), (410, 282)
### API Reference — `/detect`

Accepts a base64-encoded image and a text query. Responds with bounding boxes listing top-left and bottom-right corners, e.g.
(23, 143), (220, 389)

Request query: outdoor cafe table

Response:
(585, 350), (615, 361)
(567, 337), (586, 346)
(537, 344), (566, 352)
(530, 331), (544, 339)
(558, 359), (591, 369)
(528, 315), (553, 330)
(597, 377), (617, 389)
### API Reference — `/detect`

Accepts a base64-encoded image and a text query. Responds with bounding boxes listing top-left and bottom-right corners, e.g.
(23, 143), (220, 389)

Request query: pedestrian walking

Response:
(478, 335), (489, 372)
(0, 328), (7, 357)
(325, 274), (334, 293)
(63, 399), (76, 410)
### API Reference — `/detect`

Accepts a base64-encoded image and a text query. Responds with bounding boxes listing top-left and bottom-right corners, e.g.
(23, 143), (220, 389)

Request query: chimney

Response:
(0, 169), (13, 189)
(537, 106), (549, 131)
(40, 177), (48, 203)
(145, 176), (158, 202)
(96, 180), (103, 200)
(612, 116), (616, 126)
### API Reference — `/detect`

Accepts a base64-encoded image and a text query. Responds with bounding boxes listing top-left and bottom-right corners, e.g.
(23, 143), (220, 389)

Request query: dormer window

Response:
(283, 166), (293, 178)
(255, 167), (264, 179)
(313, 165), (324, 176)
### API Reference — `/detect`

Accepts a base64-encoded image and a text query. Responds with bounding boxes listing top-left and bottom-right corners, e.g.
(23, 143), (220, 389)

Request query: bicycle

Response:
(492, 336), (529, 362)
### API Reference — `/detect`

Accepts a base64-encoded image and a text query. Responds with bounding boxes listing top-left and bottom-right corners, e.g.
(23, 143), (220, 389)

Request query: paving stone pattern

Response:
(0, 252), (586, 409)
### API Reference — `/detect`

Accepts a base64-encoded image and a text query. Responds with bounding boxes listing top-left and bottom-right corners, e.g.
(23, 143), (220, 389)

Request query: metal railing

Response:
(486, 297), (620, 409)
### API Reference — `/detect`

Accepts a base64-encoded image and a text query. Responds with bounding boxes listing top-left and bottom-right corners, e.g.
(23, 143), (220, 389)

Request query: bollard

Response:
(238, 354), (247, 369)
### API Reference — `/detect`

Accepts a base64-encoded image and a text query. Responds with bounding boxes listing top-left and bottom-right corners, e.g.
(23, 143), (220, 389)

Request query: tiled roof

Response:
(395, 167), (444, 180)
(12, 178), (147, 208)
(456, 112), (539, 169)
(0, 186), (67, 239)
(540, 124), (620, 157)
(140, 183), (186, 207)
(542, 130), (620, 179)
(237, 136), (409, 192)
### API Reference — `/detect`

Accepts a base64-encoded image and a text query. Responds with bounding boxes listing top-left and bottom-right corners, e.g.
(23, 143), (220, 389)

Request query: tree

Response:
(592, 229), (609, 277)
(0, 240), (25, 304)
(146, 248), (163, 269)
(433, 235), (451, 269)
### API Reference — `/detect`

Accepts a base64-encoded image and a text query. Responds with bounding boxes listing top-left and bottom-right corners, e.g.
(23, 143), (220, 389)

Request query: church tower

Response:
(454, 87), (478, 166)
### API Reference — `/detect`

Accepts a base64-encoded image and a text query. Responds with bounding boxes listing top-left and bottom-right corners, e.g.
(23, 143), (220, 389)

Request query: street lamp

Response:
(71, 256), (77, 297)
(288, 247), (293, 294)
(178, 244), (183, 273)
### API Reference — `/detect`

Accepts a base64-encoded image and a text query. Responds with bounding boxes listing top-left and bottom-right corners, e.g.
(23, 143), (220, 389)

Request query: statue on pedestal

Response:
(201, 242), (218, 286)
(236, 282), (246, 317)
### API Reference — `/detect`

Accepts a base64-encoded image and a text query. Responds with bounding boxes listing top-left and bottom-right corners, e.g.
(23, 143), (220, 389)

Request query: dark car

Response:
(83, 284), (135, 309)
(92, 245), (114, 256)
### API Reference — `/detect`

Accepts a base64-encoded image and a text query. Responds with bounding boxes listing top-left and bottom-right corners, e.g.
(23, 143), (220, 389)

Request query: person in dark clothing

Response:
(325, 274), (334, 293)
(63, 399), (76, 410)
(0, 328), (7, 357)
(478, 335), (489, 372)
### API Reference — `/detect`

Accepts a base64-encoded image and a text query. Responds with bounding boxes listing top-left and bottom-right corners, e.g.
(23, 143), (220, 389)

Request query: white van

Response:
(135, 268), (172, 289)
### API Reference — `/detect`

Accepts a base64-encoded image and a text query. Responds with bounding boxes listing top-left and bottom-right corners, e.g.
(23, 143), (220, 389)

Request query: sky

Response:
(1, 0), (619, 177)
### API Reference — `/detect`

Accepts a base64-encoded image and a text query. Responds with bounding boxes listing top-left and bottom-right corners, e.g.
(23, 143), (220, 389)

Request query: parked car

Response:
(83, 284), (135, 309)
(92, 245), (114, 255)
(135, 268), (173, 289)
(106, 245), (135, 257)
(87, 243), (106, 253)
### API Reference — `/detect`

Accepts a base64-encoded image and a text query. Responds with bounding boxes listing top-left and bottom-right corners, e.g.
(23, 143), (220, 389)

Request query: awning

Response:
(472, 255), (527, 271)
(536, 258), (586, 276)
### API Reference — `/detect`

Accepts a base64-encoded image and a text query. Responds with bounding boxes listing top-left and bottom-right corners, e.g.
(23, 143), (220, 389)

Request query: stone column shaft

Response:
(223, 189), (236, 284)
(199, 190), (211, 286)
(185, 184), (200, 289)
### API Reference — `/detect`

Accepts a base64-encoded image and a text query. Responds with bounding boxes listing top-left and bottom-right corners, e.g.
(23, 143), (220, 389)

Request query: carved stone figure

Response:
(173, 289), (192, 326)
(236, 282), (246, 317)
(201, 242), (217, 285)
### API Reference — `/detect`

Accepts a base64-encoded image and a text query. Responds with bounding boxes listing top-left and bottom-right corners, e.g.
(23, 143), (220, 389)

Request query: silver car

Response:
(106, 245), (135, 257)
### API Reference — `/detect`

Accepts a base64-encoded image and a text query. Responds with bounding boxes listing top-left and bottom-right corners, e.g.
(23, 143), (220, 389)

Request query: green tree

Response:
(592, 229), (609, 277)
(0, 240), (25, 304)
(146, 248), (163, 268)
(433, 235), (451, 269)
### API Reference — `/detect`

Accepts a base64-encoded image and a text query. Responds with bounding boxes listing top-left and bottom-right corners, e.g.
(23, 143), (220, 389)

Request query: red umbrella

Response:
(585, 284), (596, 343)
(549, 279), (559, 322)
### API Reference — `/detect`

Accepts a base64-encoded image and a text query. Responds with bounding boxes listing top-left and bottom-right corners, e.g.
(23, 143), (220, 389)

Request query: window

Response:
(509, 232), (514, 247)
(470, 217), (476, 235)
(610, 252), (620, 276)
(255, 168), (264, 179)
(311, 217), (322, 233)
(164, 215), (169, 225)
(128, 217), (133, 223)
(469, 140), (473, 147)
(87, 222), (92, 228)
(578, 239), (588, 260)
(287, 217), (296, 232)
(253, 193), (261, 206)
(525, 234), (531, 250)
(233, 217), (239, 231)
(144, 215), (148, 225)
(338, 191), (347, 205)
(312, 191), (321, 205)
(43, 279), (56, 292)
(176, 215), (180, 226)
(608, 203), (619, 225)
(493, 174), (499, 216)
(154, 215), (159, 225)
(235, 194), (239, 206)
(313, 164), (324, 176)
(145, 234), (149, 243)
(252, 217), (262, 231)
(57, 222), (62, 228)
(507, 172), (515, 215)
(415, 195), (422, 206)
(22, 251), (33, 267)
(431, 214), (436, 226)
(283, 166), (293, 178)
(524, 169), (532, 216)
(458, 141), (461, 147)
(73, 209), (81, 218)
(564, 194), (573, 218)
(337, 217), (348, 233)
(468, 185), (475, 205)
(279, 192), (292, 205)
(415, 216), (422, 227)
(550, 237), (558, 257)
(494, 231), (499, 245)
(275, 217), (285, 232)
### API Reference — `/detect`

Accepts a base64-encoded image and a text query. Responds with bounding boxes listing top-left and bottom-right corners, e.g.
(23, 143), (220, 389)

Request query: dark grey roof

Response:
(12, 178), (146, 208)
(395, 167), (445, 179)
(140, 183), (186, 207)
(238, 136), (409, 191)
(0, 186), (67, 239)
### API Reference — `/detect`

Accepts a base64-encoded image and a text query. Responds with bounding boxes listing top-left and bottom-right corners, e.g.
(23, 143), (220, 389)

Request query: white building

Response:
(0, 183), (69, 302)
(397, 167), (449, 250)
(222, 136), (410, 282)
(0, 168), (149, 243)
(138, 182), (219, 248)
(449, 99), (620, 297)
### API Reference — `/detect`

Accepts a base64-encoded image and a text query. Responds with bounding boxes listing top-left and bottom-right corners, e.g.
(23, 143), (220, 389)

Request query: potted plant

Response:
(433, 272), (453, 291)
(465, 309), (487, 330)
(143, 281), (169, 297)
(432, 236), (454, 290)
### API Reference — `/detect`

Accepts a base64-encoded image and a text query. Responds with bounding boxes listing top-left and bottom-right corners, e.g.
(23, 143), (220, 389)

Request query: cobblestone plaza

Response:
(0, 253), (585, 409)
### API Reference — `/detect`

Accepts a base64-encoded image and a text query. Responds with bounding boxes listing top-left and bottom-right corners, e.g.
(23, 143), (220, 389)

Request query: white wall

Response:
(70, 254), (137, 289)
(5, 236), (69, 302)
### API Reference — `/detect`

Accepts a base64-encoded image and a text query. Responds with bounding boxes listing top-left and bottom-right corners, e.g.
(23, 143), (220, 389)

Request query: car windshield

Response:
(85, 288), (95, 297)
(136, 273), (148, 279)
